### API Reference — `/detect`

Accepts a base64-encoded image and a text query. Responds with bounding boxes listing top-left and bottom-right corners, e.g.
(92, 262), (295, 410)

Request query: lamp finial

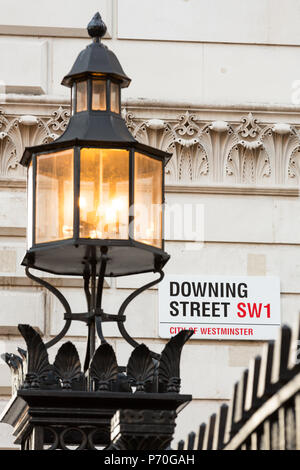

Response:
(87, 12), (107, 42)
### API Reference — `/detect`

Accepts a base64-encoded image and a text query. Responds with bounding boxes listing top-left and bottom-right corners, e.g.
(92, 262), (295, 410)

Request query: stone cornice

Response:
(3, 94), (300, 115)
(2, 94), (300, 109)
(1, 178), (298, 197)
(166, 184), (300, 197)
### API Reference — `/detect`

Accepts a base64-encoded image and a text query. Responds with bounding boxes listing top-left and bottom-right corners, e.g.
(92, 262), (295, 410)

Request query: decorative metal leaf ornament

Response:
(127, 344), (155, 392)
(54, 342), (82, 390)
(1, 353), (23, 394)
(18, 324), (52, 389)
(90, 343), (118, 391)
(1, 353), (22, 371)
(158, 330), (194, 393)
(17, 347), (27, 360)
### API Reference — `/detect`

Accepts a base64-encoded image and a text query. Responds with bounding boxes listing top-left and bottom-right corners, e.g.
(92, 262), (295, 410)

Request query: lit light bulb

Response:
(88, 229), (102, 239)
(89, 230), (97, 239)
(146, 223), (155, 238)
(111, 197), (125, 211)
(105, 206), (117, 224)
(79, 196), (86, 208)
(62, 225), (72, 236)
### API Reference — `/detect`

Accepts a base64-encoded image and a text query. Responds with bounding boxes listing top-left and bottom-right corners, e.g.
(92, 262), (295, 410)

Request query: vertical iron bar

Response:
(129, 148), (134, 241)
(296, 393), (300, 450)
(84, 246), (108, 371)
(95, 246), (108, 344)
(73, 146), (80, 242)
(32, 426), (44, 450)
(106, 79), (110, 112)
(32, 154), (37, 246)
(161, 158), (165, 252)
(83, 253), (92, 373)
(89, 246), (97, 361)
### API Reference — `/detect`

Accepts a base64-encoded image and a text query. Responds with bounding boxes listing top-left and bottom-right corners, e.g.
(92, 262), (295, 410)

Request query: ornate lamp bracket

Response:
(25, 260), (164, 364)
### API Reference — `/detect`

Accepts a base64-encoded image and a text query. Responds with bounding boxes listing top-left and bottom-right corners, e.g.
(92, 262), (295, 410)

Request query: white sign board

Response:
(159, 275), (281, 341)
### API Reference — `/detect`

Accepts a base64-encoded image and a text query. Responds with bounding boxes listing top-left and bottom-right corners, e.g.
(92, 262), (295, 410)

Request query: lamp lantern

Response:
(21, 12), (170, 278)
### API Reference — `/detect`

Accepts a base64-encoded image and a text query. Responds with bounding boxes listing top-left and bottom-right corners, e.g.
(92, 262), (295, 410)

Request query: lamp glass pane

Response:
(76, 81), (87, 112)
(134, 153), (162, 248)
(110, 82), (120, 114)
(36, 149), (74, 243)
(80, 148), (129, 239)
(92, 80), (106, 110)
(27, 161), (33, 249)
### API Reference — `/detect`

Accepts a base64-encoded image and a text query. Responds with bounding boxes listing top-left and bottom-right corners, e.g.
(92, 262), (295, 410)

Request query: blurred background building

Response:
(0, 0), (300, 449)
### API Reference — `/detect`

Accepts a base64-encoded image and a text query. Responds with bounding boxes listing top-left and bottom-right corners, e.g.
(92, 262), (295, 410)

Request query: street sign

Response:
(158, 275), (281, 340)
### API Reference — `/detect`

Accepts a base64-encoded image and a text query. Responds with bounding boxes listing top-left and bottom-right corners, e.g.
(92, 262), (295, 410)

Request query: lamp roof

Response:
(61, 12), (131, 88)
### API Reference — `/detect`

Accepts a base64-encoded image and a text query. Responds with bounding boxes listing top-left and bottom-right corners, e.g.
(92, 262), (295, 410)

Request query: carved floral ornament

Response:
(0, 106), (70, 178)
(0, 107), (300, 186)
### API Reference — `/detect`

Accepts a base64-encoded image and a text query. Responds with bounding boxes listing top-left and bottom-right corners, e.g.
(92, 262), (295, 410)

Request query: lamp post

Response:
(1, 13), (192, 451)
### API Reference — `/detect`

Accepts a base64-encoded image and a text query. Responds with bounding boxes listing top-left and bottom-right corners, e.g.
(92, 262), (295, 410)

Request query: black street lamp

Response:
(20, 11), (171, 363)
(21, 12), (169, 279)
(0, 13), (192, 451)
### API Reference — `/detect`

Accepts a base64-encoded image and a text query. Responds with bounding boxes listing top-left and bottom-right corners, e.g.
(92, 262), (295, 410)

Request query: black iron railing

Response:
(177, 317), (300, 450)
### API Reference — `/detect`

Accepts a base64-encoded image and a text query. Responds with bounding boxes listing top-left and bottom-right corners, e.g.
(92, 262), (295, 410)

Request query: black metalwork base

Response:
(1, 389), (190, 450)
(0, 318), (193, 449)
(109, 409), (177, 450)
(1, 248), (194, 450)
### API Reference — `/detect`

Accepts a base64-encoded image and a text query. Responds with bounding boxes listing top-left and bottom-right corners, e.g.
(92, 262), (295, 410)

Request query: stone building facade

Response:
(0, 0), (300, 448)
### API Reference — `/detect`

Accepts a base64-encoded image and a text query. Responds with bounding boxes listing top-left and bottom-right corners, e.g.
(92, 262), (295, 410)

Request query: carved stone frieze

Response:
(0, 106), (70, 178)
(1, 104), (300, 188)
(122, 108), (300, 187)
